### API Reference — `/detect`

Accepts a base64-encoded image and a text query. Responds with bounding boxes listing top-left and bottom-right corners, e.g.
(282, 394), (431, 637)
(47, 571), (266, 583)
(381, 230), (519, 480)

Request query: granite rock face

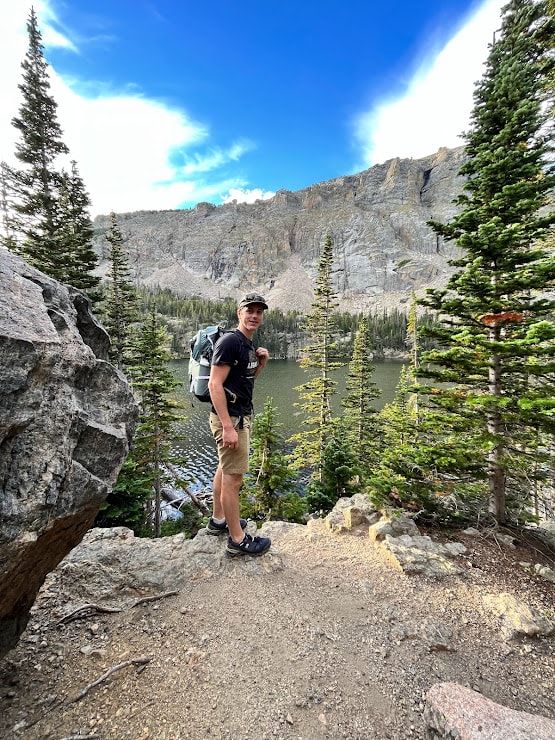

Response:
(0, 249), (138, 656)
(92, 146), (467, 314)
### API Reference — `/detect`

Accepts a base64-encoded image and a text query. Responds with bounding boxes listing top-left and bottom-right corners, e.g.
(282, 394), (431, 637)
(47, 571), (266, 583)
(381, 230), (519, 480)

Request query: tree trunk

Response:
(153, 431), (161, 537)
(488, 343), (506, 522)
(488, 441), (506, 522)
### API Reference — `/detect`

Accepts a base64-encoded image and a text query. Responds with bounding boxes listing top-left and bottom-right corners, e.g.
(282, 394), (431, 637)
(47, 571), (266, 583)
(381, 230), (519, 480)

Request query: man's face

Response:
(237, 304), (265, 333)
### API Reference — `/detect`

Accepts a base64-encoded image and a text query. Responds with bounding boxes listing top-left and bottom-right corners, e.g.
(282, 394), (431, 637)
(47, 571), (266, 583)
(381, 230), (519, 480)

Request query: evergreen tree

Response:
(341, 316), (382, 479)
(1, 162), (17, 251)
(305, 420), (362, 514)
(379, 365), (415, 449)
(126, 306), (185, 537)
(2, 9), (100, 297)
(3, 8), (68, 273)
(95, 457), (151, 534)
(56, 161), (100, 297)
(373, 364), (486, 519)
(241, 397), (302, 522)
(101, 212), (139, 370)
(289, 233), (342, 479)
(419, 0), (555, 524)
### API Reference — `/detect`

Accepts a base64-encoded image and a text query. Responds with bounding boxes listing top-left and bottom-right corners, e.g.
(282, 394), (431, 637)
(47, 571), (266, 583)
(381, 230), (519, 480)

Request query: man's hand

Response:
(222, 423), (239, 449)
(255, 347), (269, 376)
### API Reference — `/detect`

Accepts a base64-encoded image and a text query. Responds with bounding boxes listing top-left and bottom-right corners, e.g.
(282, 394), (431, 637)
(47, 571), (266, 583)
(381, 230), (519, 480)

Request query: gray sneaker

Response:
(206, 517), (247, 536)
(226, 533), (271, 557)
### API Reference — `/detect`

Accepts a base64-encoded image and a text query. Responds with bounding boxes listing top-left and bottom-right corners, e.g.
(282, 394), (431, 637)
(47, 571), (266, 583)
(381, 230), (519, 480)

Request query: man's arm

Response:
(208, 363), (239, 447)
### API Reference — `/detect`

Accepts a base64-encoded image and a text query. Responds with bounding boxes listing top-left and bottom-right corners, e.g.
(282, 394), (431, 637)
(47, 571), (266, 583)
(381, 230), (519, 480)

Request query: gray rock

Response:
(534, 563), (555, 583)
(494, 533), (517, 549)
(419, 620), (455, 651)
(536, 521), (555, 549)
(324, 493), (380, 533)
(380, 534), (467, 577)
(43, 525), (284, 611)
(425, 681), (555, 739)
(390, 619), (456, 651)
(483, 592), (555, 640)
(368, 515), (420, 542)
(366, 515), (468, 577)
(0, 249), (137, 655)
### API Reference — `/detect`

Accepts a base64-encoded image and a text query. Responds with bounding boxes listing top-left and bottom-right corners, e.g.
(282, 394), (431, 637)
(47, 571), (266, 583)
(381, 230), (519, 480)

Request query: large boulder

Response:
(0, 248), (137, 655)
(425, 682), (555, 739)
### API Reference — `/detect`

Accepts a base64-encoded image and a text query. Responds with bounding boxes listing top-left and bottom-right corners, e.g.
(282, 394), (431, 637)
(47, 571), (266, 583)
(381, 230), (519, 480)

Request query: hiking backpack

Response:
(188, 325), (226, 402)
(188, 325), (241, 403)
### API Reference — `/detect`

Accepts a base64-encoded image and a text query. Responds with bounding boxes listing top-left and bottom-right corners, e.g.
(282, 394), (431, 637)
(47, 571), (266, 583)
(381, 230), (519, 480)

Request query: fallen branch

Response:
(163, 461), (211, 514)
(69, 656), (152, 703)
(127, 698), (156, 720)
(57, 603), (122, 625)
(132, 590), (178, 607)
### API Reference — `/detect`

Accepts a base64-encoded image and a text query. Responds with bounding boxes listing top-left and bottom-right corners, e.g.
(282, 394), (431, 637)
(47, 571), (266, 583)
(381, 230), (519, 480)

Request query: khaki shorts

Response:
(209, 412), (251, 475)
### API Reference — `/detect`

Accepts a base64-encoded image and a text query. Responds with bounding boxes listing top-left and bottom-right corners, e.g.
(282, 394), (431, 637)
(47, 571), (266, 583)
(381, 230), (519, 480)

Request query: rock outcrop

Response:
(425, 682), (555, 739)
(483, 592), (555, 640)
(0, 249), (138, 656)
(92, 146), (467, 314)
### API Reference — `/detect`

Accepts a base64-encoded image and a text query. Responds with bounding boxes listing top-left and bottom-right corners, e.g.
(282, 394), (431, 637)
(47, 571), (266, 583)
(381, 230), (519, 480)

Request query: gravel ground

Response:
(0, 520), (554, 740)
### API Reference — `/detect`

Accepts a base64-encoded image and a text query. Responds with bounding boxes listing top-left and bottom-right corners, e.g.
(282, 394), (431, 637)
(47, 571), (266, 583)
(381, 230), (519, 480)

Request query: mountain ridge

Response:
(92, 145), (467, 313)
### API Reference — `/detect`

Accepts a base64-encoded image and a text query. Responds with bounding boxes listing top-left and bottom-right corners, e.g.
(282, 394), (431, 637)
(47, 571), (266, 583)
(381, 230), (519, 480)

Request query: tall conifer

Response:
(57, 162), (100, 296)
(126, 306), (184, 537)
(4, 8), (68, 272)
(2, 8), (99, 296)
(242, 397), (300, 521)
(341, 317), (382, 479)
(102, 213), (139, 370)
(289, 233), (342, 479)
(419, 0), (555, 523)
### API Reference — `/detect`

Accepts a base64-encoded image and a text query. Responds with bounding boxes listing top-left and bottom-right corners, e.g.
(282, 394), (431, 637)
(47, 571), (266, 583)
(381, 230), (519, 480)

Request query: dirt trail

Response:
(0, 520), (554, 739)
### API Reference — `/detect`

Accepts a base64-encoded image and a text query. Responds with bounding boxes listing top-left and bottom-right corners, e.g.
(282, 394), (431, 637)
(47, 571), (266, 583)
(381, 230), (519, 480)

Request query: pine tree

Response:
(305, 419), (362, 514)
(126, 306), (185, 537)
(95, 457), (151, 534)
(3, 8), (69, 273)
(2, 8), (100, 299)
(419, 0), (555, 523)
(289, 233), (342, 479)
(56, 161), (100, 297)
(1, 163), (17, 251)
(341, 316), (382, 479)
(241, 397), (301, 522)
(101, 212), (139, 370)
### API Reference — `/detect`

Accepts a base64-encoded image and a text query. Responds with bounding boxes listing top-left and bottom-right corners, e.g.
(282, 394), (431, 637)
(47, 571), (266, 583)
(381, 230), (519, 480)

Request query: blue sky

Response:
(0, 0), (504, 217)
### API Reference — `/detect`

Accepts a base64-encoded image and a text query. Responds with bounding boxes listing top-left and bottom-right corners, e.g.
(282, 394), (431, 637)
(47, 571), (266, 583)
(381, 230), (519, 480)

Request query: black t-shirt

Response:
(210, 330), (258, 416)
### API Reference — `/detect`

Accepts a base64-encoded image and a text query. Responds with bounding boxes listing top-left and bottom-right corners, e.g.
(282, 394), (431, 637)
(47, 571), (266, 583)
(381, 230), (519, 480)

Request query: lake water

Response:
(169, 359), (404, 491)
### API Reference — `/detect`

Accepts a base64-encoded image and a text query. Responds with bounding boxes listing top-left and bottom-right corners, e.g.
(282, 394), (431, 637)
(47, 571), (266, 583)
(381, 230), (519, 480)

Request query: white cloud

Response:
(0, 1), (263, 216)
(51, 78), (210, 213)
(181, 141), (254, 176)
(354, 0), (504, 167)
(221, 188), (275, 205)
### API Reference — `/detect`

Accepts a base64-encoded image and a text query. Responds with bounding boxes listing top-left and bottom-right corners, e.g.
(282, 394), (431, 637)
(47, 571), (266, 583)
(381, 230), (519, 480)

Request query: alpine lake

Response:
(168, 358), (404, 493)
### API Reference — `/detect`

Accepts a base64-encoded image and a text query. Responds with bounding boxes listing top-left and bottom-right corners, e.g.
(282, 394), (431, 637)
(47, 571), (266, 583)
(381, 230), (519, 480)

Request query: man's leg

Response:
(211, 465), (224, 521)
(221, 472), (244, 543)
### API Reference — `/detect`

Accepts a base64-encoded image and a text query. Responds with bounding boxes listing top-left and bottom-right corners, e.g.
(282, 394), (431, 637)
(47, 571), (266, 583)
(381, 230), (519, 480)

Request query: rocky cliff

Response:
(0, 249), (138, 655)
(93, 146), (467, 313)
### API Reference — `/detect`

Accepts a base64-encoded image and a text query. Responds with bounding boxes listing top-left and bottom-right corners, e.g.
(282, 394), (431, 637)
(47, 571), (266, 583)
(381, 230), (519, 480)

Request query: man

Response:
(206, 293), (271, 556)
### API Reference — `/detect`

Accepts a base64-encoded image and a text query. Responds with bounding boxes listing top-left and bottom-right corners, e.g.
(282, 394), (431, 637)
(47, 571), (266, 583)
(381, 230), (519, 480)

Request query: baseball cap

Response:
(238, 293), (269, 309)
